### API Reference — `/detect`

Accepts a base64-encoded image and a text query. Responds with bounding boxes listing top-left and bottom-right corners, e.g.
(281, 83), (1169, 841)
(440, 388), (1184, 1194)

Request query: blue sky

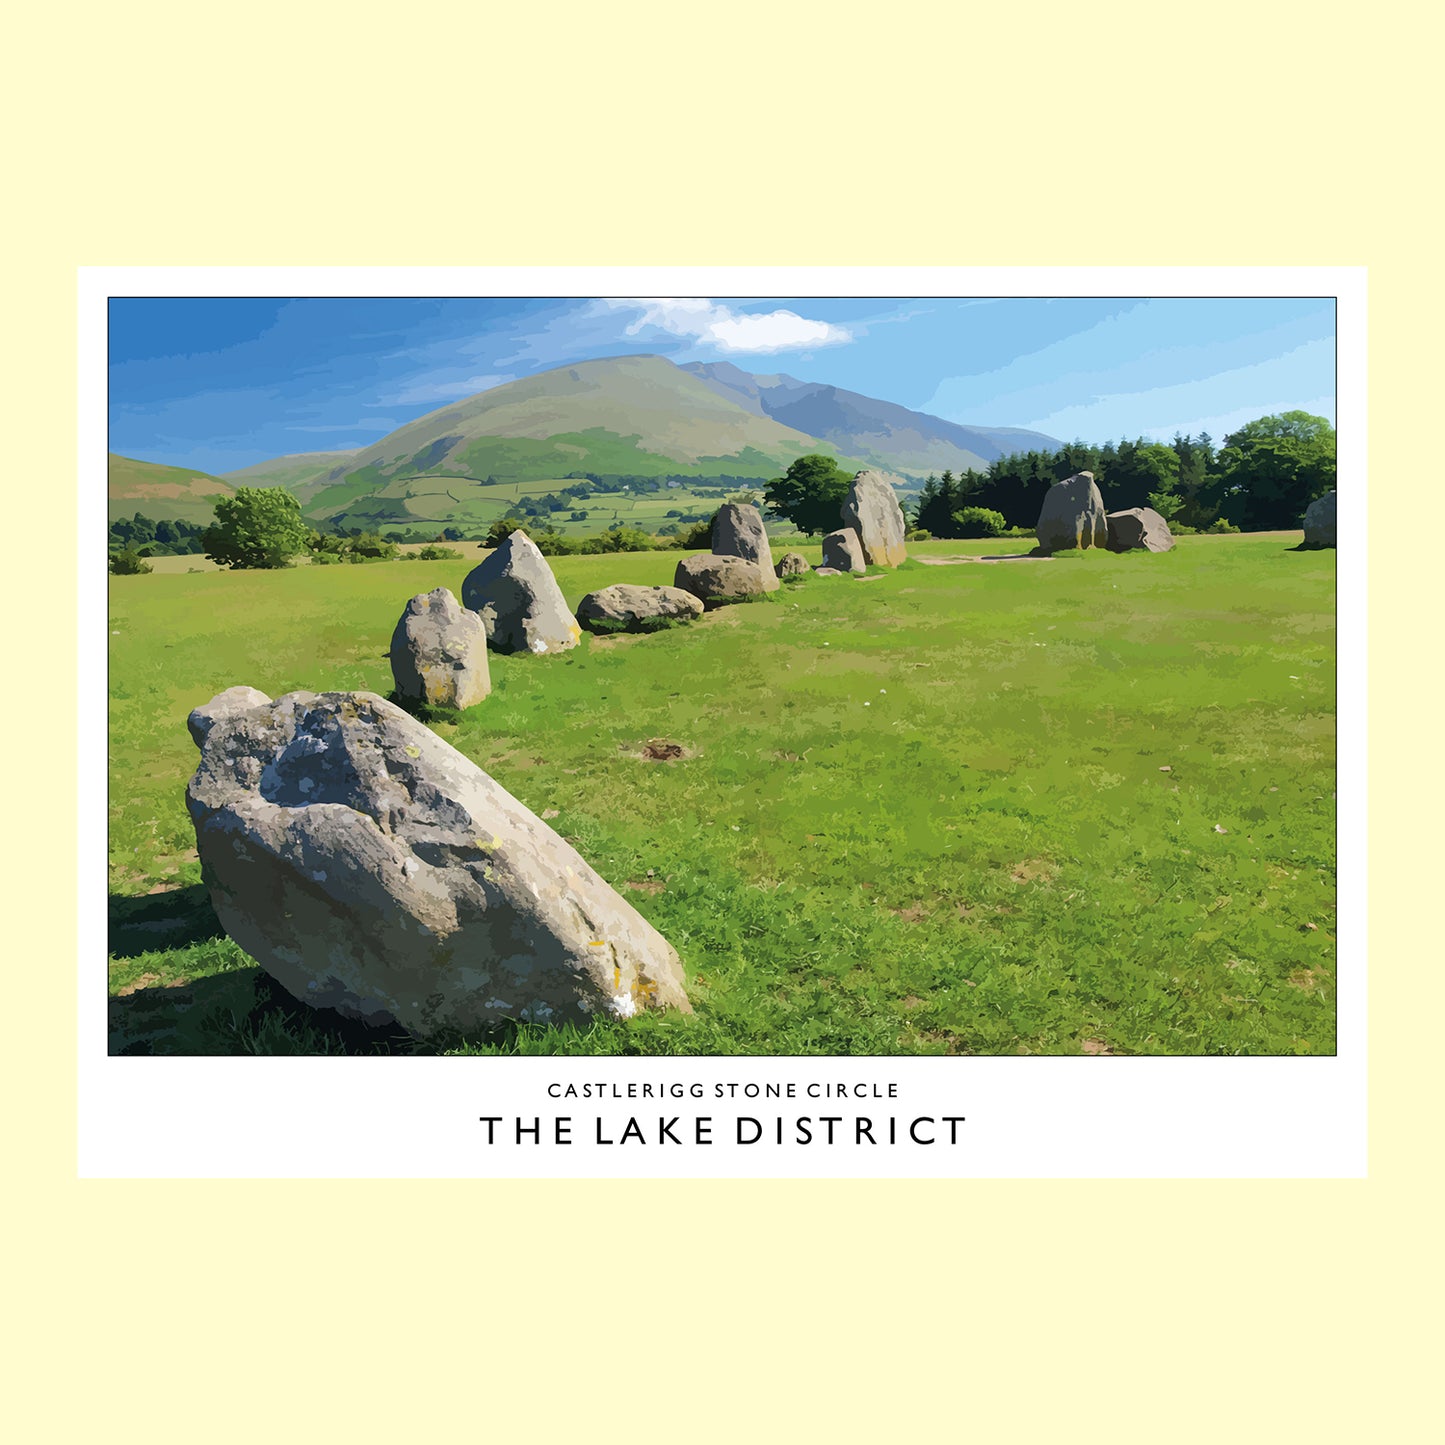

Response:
(109, 295), (1336, 473)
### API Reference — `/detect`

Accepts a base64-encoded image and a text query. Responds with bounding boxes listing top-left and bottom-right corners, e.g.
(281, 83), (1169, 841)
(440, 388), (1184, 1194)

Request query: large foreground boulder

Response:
(775, 551), (809, 579)
(674, 553), (771, 608)
(1036, 471), (1108, 553)
(460, 531), (580, 655)
(712, 502), (779, 590)
(1106, 507), (1175, 554)
(390, 587), (491, 708)
(841, 470), (908, 567)
(576, 584), (704, 633)
(822, 527), (866, 573)
(1303, 490), (1336, 547)
(185, 688), (690, 1036)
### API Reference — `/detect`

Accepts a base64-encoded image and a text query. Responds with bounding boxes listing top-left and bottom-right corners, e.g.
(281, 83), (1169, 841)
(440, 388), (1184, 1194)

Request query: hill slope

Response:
(222, 450), (357, 502)
(681, 360), (1059, 478)
(108, 453), (235, 525)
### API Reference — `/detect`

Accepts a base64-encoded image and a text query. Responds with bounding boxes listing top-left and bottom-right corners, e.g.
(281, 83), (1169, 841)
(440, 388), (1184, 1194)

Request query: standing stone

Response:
(1106, 507), (1176, 554)
(389, 587), (491, 708)
(576, 584), (704, 633)
(185, 688), (691, 1037)
(841, 470), (908, 567)
(1036, 472), (1109, 553)
(673, 553), (770, 608)
(712, 503), (779, 591)
(822, 527), (866, 573)
(461, 530), (581, 655)
(1303, 490), (1336, 548)
(775, 551), (809, 579)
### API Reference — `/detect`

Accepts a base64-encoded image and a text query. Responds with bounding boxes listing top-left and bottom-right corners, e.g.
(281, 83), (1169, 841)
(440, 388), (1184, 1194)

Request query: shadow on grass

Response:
(108, 965), (436, 1056)
(109, 885), (223, 959)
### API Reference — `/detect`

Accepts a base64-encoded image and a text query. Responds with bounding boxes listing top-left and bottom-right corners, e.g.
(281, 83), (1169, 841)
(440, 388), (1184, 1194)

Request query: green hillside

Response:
(222, 450), (356, 501)
(107, 453), (236, 525)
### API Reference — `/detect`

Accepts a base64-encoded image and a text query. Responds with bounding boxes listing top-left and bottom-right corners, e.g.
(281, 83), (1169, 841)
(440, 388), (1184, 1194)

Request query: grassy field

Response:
(106, 534), (1336, 1056)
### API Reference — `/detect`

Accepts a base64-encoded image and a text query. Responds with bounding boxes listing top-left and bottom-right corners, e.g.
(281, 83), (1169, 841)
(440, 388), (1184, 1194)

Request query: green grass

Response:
(106, 534), (1336, 1057)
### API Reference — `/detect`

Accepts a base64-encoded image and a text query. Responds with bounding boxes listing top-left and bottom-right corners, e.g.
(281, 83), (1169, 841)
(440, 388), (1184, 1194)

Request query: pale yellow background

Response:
(4, 2), (1436, 1438)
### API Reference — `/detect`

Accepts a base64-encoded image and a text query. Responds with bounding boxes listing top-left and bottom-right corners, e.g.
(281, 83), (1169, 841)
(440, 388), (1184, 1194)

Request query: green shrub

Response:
(950, 507), (1008, 538)
(412, 545), (462, 560)
(1208, 518), (1241, 534)
(906, 527), (931, 541)
(109, 549), (153, 575)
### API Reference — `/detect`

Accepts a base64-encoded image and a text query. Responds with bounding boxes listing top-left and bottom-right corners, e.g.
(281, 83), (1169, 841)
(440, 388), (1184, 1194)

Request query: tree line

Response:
(763, 411), (1336, 538)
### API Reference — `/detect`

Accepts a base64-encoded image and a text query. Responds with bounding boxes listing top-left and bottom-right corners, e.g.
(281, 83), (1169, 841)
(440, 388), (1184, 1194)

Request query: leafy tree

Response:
(203, 487), (310, 569)
(1208, 411), (1336, 530)
(764, 454), (853, 535)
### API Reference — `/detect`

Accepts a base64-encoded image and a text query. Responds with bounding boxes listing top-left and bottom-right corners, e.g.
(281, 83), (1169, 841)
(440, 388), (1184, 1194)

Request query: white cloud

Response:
(607, 298), (852, 354)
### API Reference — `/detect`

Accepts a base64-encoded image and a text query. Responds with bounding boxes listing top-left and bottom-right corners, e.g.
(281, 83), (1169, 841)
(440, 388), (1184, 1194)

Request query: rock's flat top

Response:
(186, 688), (689, 1037)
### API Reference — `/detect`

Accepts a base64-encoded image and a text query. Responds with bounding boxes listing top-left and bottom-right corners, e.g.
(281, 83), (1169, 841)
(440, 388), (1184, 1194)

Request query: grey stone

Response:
(460, 531), (581, 655)
(1036, 472), (1109, 553)
(389, 587), (491, 708)
(1303, 490), (1336, 547)
(775, 551), (809, 579)
(576, 584), (704, 633)
(812, 567), (846, 577)
(821, 527), (866, 573)
(185, 688), (690, 1037)
(1106, 507), (1176, 554)
(673, 553), (771, 608)
(712, 502), (778, 589)
(188, 685), (272, 747)
(841, 470), (908, 567)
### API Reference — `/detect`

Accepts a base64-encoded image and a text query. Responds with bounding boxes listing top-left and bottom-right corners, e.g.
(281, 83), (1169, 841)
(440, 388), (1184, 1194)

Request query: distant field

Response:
(107, 533), (1335, 1057)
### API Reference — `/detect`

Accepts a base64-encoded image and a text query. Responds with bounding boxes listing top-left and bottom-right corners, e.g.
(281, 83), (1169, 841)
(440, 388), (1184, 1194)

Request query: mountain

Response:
(222, 450), (358, 502)
(114, 355), (1058, 534)
(680, 360), (1058, 478)
(107, 453), (235, 524)
(290, 354), (869, 527)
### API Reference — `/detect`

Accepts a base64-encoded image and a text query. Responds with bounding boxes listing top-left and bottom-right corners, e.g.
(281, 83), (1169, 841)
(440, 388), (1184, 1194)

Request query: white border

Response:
(79, 268), (1365, 1178)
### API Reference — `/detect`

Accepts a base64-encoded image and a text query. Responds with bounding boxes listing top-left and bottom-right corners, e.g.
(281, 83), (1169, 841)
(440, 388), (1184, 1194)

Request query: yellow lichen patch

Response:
(404, 745), (420, 758)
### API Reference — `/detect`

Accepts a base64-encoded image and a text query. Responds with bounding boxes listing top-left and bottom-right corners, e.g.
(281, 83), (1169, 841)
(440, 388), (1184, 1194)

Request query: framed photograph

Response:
(82, 268), (1362, 1177)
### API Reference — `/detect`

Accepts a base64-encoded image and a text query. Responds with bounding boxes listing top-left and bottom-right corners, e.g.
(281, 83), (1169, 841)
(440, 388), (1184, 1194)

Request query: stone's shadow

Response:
(107, 963), (428, 1056)
(384, 689), (458, 727)
(109, 884), (223, 959)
